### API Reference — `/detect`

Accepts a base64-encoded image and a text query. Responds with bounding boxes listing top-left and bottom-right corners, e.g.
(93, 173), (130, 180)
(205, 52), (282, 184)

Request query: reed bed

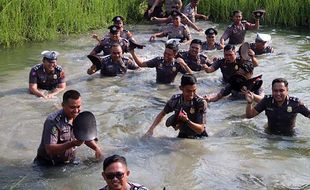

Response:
(0, 0), (309, 47)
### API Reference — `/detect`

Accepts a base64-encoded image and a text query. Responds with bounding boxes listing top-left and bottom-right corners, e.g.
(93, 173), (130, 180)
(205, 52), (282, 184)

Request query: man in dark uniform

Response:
(149, 11), (191, 43)
(249, 33), (274, 55)
(202, 28), (223, 51)
(145, 74), (208, 138)
(99, 154), (149, 190)
(90, 25), (129, 56)
(130, 40), (192, 84)
(220, 10), (260, 46)
(144, 0), (164, 20)
(29, 51), (66, 99)
(178, 39), (212, 71)
(87, 44), (139, 77)
(245, 78), (310, 136)
(34, 90), (103, 166)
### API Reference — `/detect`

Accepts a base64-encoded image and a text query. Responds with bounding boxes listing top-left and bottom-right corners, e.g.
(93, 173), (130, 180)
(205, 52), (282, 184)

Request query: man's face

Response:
(233, 12), (242, 23)
(114, 21), (123, 28)
(190, 1), (198, 7)
(111, 46), (123, 61)
(110, 31), (120, 41)
(206, 34), (215, 43)
(180, 84), (197, 102)
(224, 49), (236, 63)
(188, 43), (201, 57)
(255, 41), (266, 50)
(272, 82), (288, 104)
(163, 48), (176, 62)
(62, 97), (81, 120)
(102, 162), (129, 190)
(172, 16), (181, 26)
(43, 59), (57, 73)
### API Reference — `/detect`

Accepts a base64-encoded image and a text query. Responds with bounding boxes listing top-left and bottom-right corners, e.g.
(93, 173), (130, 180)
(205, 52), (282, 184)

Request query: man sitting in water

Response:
(129, 39), (192, 84)
(34, 90), (103, 166)
(178, 39), (212, 71)
(28, 50), (66, 99)
(87, 44), (139, 77)
(245, 78), (310, 136)
(99, 154), (149, 190)
(145, 74), (208, 138)
(149, 10), (191, 44)
(202, 28), (223, 51)
(249, 33), (274, 55)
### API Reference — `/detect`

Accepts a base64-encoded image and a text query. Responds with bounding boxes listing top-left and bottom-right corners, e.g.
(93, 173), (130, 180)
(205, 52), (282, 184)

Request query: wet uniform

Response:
(97, 56), (139, 77)
(35, 109), (75, 166)
(164, 94), (208, 138)
(29, 64), (65, 91)
(178, 50), (211, 71)
(163, 23), (191, 42)
(254, 95), (310, 136)
(202, 42), (222, 51)
(183, 3), (196, 22)
(249, 42), (273, 55)
(221, 21), (256, 45)
(92, 37), (129, 56)
(99, 182), (148, 190)
(145, 57), (187, 84)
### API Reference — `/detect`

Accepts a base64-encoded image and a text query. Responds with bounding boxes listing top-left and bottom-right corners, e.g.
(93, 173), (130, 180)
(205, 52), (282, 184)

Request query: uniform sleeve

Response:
(245, 21), (256, 30)
(211, 59), (222, 71)
(145, 57), (160, 68)
(42, 119), (59, 145)
(163, 97), (175, 114)
(29, 68), (38, 84)
(58, 70), (66, 83)
(296, 102), (310, 117)
(126, 59), (139, 70)
(221, 26), (232, 41)
(254, 97), (268, 113)
(92, 43), (104, 54)
(195, 99), (207, 124)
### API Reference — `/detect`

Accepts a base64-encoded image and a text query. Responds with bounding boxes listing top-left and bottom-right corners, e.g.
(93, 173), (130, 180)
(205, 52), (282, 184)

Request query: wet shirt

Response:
(29, 64), (65, 90)
(183, 3), (197, 22)
(178, 51), (211, 71)
(36, 109), (75, 165)
(212, 58), (253, 83)
(163, 23), (191, 42)
(202, 41), (222, 51)
(98, 56), (139, 77)
(99, 182), (149, 190)
(221, 21), (255, 45)
(145, 57), (187, 84)
(249, 42), (273, 55)
(92, 37), (129, 56)
(254, 95), (310, 135)
(164, 94), (207, 138)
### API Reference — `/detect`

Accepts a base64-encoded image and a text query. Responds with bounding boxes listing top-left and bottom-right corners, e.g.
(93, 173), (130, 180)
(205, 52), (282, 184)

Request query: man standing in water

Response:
(29, 51), (66, 99)
(34, 90), (103, 166)
(99, 155), (149, 190)
(145, 74), (208, 138)
(245, 78), (310, 136)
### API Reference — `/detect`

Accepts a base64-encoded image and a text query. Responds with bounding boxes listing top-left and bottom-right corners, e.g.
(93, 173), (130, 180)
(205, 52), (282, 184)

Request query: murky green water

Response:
(0, 22), (310, 190)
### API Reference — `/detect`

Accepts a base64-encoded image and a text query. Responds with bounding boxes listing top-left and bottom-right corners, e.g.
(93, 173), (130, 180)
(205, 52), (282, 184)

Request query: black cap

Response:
(205, 28), (218, 36)
(112, 16), (124, 23)
(108, 25), (120, 34)
(181, 74), (197, 86)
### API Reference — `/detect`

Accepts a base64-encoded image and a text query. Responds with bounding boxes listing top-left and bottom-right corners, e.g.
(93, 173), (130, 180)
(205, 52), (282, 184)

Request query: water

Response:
(0, 22), (310, 190)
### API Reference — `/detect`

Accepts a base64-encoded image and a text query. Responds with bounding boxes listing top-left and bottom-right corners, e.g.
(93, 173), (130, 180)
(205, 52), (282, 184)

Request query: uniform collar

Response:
(272, 95), (289, 106)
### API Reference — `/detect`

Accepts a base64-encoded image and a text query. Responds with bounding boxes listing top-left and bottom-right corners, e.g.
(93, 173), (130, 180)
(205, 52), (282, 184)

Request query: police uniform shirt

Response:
(178, 51), (211, 71)
(221, 21), (255, 45)
(145, 57), (187, 84)
(183, 3), (197, 22)
(99, 182), (149, 190)
(29, 64), (65, 90)
(249, 42), (273, 55)
(36, 109), (75, 165)
(120, 30), (134, 41)
(164, 94), (207, 138)
(254, 95), (310, 135)
(163, 23), (191, 42)
(201, 41), (222, 51)
(98, 56), (139, 77)
(93, 37), (129, 56)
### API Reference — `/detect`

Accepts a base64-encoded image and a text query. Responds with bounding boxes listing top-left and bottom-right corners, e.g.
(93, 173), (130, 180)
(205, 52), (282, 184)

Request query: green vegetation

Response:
(0, 0), (309, 47)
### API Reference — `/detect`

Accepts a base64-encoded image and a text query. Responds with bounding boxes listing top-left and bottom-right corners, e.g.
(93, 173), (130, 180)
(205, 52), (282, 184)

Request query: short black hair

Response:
(272, 78), (288, 87)
(166, 43), (179, 53)
(190, 39), (202, 46)
(224, 44), (235, 52)
(63, 90), (81, 104)
(103, 154), (127, 171)
(181, 74), (197, 86)
(233, 10), (242, 16)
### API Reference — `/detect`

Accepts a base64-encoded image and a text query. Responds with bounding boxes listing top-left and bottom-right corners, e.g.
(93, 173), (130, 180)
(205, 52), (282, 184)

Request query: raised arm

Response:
(129, 49), (148, 67)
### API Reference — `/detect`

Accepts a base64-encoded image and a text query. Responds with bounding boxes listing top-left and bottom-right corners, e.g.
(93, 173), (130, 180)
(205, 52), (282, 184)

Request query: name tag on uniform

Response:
(287, 106), (292, 112)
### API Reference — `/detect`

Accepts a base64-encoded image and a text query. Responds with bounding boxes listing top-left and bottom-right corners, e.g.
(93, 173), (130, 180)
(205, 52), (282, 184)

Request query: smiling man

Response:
(100, 155), (148, 190)
(245, 78), (310, 136)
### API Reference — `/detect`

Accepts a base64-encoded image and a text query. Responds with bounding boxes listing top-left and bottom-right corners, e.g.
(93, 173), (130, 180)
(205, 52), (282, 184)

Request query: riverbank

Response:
(0, 0), (309, 47)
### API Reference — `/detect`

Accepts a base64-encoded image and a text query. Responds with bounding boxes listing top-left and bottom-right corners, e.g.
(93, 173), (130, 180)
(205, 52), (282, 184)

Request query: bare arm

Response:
(85, 140), (103, 160)
(46, 83), (66, 98)
(145, 110), (166, 137)
(177, 57), (193, 74)
(203, 65), (216, 73)
(29, 83), (47, 99)
(244, 90), (260, 118)
(203, 92), (223, 103)
(129, 49), (148, 67)
(178, 111), (205, 134)
(149, 32), (166, 41)
(148, 0), (161, 15)
(182, 15), (202, 32)
(151, 17), (169, 24)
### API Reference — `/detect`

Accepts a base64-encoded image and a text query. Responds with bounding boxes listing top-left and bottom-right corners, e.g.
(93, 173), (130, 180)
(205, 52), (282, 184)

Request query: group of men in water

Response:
(28, 0), (310, 189)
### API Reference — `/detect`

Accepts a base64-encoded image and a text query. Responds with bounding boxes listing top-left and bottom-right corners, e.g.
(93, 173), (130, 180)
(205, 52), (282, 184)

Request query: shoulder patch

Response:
(289, 96), (299, 102)
(55, 65), (62, 71)
(265, 95), (273, 99)
(33, 64), (42, 71)
(171, 94), (181, 99)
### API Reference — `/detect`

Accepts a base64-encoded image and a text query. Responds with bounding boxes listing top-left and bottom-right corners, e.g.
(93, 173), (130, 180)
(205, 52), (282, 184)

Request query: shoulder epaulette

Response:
(289, 96), (299, 102)
(32, 64), (42, 71)
(265, 95), (273, 99)
(55, 65), (62, 72)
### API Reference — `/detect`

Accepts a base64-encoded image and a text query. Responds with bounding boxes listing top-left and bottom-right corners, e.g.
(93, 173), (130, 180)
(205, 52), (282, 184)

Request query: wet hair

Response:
(233, 10), (242, 16)
(181, 74), (197, 86)
(103, 154), (127, 171)
(272, 78), (288, 87)
(224, 44), (235, 52)
(166, 43), (179, 53)
(63, 90), (81, 104)
(190, 39), (202, 46)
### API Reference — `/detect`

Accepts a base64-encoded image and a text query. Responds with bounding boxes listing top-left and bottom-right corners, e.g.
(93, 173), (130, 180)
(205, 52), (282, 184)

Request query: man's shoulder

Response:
(55, 65), (63, 72)
(46, 109), (64, 123)
(129, 182), (149, 190)
(289, 96), (300, 103)
(31, 64), (43, 71)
